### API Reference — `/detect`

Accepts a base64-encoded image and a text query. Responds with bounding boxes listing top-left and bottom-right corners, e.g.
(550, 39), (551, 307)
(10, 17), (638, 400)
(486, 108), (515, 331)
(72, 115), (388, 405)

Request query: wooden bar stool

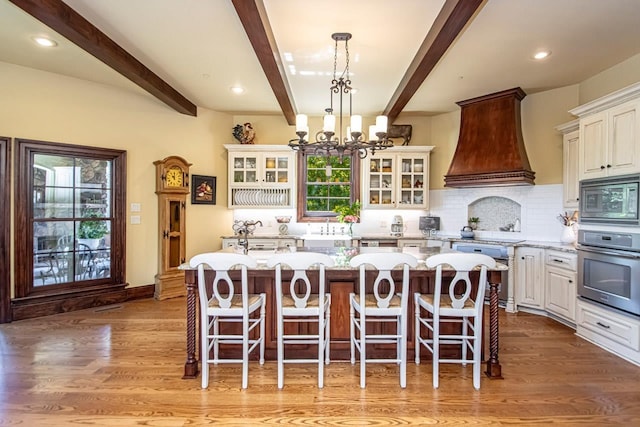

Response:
(414, 252), (495, 390)
(267, 252), (334, 389)
(189, 252), (265, 389)
(349, 252), (418, 388)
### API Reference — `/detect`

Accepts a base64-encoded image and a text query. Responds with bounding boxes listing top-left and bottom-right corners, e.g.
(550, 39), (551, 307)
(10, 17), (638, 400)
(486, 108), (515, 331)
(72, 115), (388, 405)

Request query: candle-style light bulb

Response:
(376, 115), (388, 133)
(350, 115), (362, 133)
(369, 125), (378, 141)
(323, 114), (336, 132)
(296, 114), (308, 132)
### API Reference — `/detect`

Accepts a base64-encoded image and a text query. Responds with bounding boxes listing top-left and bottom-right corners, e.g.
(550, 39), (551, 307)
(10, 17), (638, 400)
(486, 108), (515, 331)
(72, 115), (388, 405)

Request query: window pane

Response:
(306, 155), (353, 213)
(31, 154), (113, 288)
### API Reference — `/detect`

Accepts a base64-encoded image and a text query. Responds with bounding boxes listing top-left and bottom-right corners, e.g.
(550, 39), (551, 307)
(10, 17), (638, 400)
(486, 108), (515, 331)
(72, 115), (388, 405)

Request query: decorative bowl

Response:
(275, 216), (291, 223)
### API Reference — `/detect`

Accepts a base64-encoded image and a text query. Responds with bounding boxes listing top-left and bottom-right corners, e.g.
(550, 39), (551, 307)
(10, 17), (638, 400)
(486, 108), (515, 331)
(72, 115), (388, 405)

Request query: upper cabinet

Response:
(570, 83), (640, 181)
(362, 146), (434, 209)
(225, 145), (295, 208)
(556, 120), (579, 209)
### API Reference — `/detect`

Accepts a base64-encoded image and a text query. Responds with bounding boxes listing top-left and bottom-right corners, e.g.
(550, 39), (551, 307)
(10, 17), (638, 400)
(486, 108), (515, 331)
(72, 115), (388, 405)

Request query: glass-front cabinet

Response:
(225, 145), (295, 208)
(362, 146), (433, 209)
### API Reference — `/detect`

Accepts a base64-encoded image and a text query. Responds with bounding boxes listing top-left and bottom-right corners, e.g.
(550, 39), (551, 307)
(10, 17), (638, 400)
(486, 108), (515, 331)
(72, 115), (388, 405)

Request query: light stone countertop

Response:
(220, 234), (577, 253)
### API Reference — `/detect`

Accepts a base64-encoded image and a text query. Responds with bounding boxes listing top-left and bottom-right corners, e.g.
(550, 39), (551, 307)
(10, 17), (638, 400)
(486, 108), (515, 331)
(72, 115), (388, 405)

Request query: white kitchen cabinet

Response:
(544, 250), (577, 323)
(515, 247), (545, 310)
(556, 120), (579, 209)
(225, 145), (295, 208)
(362, 146), (434, 209)
(576, 298), (640, 365)
(570, 83), (640, 181)
(222, 237), (297, 250)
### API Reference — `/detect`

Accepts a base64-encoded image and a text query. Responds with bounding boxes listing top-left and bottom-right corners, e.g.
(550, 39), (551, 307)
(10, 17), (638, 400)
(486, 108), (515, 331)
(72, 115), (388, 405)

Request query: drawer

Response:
(577, 300), (640, 351)
(545, 250), (576, 271)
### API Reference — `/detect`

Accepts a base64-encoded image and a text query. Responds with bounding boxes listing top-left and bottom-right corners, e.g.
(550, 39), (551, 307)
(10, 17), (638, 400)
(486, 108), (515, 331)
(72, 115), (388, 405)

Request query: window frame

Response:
(295, 151), (361, 222)
(14, 139), (126, 299)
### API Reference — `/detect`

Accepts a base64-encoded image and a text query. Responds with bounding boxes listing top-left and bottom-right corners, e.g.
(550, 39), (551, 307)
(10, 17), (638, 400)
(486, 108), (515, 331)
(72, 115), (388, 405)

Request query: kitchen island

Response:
(180, 246), (507, 380)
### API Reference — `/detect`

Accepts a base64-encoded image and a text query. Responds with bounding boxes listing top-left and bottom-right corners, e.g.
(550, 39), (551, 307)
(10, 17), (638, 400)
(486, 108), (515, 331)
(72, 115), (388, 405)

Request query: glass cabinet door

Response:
(263, 155), (290, 184)
(399, 156), (426, 207)
(367, 156), (395, 206)
(232, 155), (257, 183)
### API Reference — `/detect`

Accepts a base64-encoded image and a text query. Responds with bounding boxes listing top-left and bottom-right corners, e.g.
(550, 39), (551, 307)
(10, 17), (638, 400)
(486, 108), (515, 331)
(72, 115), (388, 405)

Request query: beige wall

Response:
(0, 61), (232, 292)
(579, 52), (640, 104)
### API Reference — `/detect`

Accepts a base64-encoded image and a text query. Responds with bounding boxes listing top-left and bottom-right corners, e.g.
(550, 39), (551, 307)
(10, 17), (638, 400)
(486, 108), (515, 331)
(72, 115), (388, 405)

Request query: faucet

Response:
(236, 220), (263, 254)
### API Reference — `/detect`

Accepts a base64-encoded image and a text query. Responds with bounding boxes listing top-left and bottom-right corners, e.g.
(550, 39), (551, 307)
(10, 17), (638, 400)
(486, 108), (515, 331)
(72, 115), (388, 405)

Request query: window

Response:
(14, 139), (126, 299)
(297, 152), (360, 221)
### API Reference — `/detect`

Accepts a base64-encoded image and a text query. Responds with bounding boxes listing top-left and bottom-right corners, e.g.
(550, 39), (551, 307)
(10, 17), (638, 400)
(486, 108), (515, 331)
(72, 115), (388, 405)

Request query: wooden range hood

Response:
(444, 87), (535, 187)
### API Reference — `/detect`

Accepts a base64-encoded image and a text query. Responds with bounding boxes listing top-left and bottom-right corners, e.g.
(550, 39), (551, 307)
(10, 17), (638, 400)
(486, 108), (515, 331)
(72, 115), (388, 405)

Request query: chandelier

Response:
(288, 32), (394, 159)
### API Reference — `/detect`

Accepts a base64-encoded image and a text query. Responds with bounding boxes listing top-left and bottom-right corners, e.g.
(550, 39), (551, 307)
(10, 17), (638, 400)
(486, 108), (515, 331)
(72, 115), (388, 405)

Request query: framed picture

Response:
(191, 175), (216, 205)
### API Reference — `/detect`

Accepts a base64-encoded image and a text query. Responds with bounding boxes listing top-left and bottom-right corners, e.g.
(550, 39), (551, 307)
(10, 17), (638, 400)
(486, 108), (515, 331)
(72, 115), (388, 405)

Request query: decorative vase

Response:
(560, 225), (576, 244)
(348, 222), (354, 236)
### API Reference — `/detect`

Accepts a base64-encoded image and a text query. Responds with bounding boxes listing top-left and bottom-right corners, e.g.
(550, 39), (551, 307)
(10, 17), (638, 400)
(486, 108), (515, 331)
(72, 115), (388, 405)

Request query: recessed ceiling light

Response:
(230, 86), (244, 95)
(32, 36), (58, 47)
(533, 50), (551, 60)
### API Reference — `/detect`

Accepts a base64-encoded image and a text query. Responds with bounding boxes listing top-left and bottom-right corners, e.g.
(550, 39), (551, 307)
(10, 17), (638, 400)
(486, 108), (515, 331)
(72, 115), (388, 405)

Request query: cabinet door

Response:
(608, 100), (639, 176)
(545, 265), (576, 322)
(397, 154), (428, 208)
(515, 247), (545, 309)
(262, 154), (293, 185)
(579, 112), (608, 180)
(230, 154), (258, 184)
(364, 155), (395, 207)
(563, 130), (579, 208)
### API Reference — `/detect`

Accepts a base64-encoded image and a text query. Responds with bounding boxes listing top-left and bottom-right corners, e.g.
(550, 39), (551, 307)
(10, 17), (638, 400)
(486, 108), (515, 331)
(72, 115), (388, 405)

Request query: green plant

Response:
(333, 200), (361, 223)
(78, 214), (108, 239)
(468, 217), (480, 223)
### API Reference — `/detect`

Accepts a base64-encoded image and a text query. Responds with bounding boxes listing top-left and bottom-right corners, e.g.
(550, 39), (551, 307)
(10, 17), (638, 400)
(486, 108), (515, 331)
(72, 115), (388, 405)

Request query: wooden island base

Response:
(180, 259), (505, 380)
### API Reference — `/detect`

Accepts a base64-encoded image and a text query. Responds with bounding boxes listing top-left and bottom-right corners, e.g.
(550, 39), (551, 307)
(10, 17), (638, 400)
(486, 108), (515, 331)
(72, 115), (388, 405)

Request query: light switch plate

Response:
(130, 215), (141, 224)
(130, 203), (141, 212)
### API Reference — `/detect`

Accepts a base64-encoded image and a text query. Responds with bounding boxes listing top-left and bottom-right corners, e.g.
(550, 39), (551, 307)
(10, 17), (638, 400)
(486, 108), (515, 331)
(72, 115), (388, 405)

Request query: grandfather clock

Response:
(154, 156), (192, 300)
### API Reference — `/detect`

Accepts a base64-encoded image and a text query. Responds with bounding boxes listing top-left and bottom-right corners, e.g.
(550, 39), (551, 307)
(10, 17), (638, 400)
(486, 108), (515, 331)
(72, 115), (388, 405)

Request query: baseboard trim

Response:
(10, 284), (155, 321)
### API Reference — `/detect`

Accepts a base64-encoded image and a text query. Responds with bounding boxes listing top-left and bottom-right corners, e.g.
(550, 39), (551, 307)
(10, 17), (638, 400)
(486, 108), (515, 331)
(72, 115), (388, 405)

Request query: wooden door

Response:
(0, 137), (10, 323)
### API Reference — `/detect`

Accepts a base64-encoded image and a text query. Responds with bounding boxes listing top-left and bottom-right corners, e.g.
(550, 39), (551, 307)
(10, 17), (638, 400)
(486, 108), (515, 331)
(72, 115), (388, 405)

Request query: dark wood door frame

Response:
(0, 137), (11, 323)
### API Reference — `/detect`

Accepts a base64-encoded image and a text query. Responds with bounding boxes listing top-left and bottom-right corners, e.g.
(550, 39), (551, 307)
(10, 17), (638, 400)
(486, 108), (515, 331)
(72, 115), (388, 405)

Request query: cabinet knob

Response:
(600, 165), (606, 170)
(568, 280), (573, 283)
(606, 164), (612, 168)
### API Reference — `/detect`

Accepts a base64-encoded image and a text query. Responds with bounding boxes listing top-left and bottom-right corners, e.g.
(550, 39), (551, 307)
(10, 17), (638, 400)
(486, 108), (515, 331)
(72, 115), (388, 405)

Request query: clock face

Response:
(166, 166), (183, 187)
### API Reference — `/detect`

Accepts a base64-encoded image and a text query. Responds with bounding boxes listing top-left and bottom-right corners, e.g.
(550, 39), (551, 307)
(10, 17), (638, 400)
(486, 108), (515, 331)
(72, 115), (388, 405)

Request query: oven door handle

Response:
(578, 245), (640, 260)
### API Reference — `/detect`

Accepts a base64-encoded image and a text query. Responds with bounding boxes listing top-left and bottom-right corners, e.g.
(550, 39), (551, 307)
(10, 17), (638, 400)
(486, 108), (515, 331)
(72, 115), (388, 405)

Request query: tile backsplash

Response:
(232, 184), (566, 243)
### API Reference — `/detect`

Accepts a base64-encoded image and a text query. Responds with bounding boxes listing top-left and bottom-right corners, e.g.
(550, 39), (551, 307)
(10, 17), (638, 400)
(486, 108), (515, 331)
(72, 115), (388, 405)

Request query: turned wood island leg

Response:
(485, 273), (503, 379)
(183, 269), (199, 379)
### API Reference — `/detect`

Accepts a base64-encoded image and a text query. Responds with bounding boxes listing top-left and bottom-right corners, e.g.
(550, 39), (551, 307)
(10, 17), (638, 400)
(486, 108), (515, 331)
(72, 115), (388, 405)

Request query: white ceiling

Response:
(2, 0), (640, 118)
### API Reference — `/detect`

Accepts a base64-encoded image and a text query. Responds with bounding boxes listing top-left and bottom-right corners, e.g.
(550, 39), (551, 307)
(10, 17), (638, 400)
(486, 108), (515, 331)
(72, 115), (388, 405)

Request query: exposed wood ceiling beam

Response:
(231, 0), (297, 125)
(9, 0), (197, 116)
(384, 0), (484, 123)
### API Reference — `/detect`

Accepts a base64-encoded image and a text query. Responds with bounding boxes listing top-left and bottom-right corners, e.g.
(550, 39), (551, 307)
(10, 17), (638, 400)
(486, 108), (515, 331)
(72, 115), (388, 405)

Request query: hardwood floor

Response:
(1, 297), (639, 426)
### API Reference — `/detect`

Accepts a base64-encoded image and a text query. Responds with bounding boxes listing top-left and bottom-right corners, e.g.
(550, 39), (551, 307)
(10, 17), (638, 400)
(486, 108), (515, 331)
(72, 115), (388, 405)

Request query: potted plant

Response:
(468, 217), (480, 230)
(78, 214), (108, 249)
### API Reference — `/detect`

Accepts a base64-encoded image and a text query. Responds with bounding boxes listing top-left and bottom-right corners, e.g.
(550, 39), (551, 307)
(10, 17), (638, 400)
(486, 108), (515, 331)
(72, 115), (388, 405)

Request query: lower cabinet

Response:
(221, 237), (297, 250)
(576, 298), (640, 365)
(515, 247), (545, 309)
(544, 250), (577, 323)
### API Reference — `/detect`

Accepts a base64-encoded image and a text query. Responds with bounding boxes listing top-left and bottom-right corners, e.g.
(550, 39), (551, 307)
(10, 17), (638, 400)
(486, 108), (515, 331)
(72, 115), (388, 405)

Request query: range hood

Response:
(445, 87), (535, 187)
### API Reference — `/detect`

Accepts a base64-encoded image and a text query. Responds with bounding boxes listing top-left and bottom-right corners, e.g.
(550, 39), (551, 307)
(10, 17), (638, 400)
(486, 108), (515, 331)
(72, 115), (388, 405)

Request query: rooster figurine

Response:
(232, 122), (256, 144)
